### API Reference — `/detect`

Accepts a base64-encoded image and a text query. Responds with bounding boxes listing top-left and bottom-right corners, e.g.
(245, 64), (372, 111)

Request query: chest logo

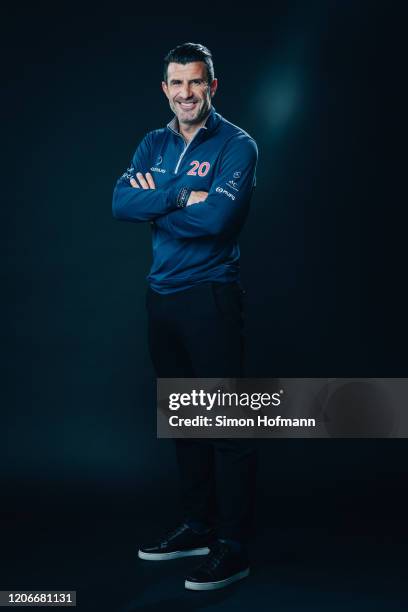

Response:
(187, 160), (211, 177)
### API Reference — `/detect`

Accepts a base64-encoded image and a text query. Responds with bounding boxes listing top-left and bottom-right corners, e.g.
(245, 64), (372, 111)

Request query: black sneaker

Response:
(184, 540), (250, 590)
(138, 523), (213, 561)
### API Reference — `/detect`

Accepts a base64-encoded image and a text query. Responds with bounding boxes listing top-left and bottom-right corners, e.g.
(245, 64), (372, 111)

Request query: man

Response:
(112, 42), (258, 591)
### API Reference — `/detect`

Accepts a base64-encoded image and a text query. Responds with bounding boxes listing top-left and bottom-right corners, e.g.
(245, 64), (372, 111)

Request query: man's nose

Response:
(180, 82), (193, 98)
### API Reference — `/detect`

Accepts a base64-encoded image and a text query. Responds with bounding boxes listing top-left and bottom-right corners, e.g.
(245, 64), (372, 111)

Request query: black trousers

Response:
(146, 281), (257, 543)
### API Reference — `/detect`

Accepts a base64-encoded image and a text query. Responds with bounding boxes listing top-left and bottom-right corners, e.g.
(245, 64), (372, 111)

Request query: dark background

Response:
(2, 1), (407, 610)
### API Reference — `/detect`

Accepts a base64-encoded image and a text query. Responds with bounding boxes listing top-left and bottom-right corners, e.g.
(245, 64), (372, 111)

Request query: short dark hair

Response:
(163, 42), (214, 83)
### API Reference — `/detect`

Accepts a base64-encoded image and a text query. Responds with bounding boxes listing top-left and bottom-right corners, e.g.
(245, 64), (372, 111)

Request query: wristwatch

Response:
(177, 186), (191, 208)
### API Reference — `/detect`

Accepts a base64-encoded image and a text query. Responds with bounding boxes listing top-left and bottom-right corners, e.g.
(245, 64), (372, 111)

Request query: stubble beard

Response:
(172, 96), (211, 127)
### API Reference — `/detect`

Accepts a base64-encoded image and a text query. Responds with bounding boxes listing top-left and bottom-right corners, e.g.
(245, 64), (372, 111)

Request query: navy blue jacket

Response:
(112, 106), (258, 293)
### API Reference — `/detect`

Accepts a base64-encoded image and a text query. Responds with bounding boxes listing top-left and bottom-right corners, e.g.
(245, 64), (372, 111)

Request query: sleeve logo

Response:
(120, 165), (135, 181)
(216, 186), (236, 200)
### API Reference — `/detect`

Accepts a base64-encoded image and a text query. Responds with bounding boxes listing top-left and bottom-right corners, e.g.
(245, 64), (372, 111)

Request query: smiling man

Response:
(112, 42), (258, 591)
(163, 59), (216, 132)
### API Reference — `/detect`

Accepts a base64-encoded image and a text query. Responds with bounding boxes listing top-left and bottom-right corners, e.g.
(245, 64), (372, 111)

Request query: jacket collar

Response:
(166, 105), (221, 136)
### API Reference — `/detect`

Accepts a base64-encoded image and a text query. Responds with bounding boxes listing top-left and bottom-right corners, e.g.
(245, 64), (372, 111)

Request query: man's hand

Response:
(130, 172), (156, 189)
(129, 174), (207, 208)
(186, 190), (208, 206)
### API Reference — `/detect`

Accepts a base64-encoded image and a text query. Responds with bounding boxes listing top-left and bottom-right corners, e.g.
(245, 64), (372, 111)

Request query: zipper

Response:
(167, 109), (213, 174)
(174, 140), (191, 174)
(170, 126), (205, 175)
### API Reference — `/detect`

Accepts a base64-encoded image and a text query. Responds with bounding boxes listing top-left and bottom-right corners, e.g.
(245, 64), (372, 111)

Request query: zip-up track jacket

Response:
(112, 107), (258, 293)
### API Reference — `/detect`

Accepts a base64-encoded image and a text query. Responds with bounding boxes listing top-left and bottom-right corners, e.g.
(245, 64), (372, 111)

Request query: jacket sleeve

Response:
(112, 133), (182, 222)
(154, 134), (258, 238)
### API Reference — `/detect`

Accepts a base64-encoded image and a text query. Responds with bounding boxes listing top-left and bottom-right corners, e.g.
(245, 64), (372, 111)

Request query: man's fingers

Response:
(131, 172), (156, 190)
(187, 190), (209, 206)
(145, 172), (156, 189)
(136, 172), (149, 189)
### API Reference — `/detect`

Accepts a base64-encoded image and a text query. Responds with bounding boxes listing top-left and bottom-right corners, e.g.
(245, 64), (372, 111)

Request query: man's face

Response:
(162, 61), (218, 126)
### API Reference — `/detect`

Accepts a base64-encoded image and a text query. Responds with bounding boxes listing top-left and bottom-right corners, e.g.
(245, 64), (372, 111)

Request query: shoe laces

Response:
(199, 541), (230, 572)
(161, 523), (188, 542)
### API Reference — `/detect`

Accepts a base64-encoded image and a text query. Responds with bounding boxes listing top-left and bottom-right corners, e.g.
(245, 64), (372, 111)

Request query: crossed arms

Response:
(112, 132), (258, 239)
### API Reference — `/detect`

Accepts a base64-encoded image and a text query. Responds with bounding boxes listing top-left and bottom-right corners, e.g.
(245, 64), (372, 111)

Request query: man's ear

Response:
(162, 81), (169, 99)
(210, 78), (218, 98)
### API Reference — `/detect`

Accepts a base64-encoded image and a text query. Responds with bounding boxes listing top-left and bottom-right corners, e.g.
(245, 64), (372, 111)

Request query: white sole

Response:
(185, 567), (250, 590)
(138, 547), (210, 561)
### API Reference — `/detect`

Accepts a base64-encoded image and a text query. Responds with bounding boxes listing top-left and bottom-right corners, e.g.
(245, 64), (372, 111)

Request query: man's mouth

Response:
(178, 101), (198, 111)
